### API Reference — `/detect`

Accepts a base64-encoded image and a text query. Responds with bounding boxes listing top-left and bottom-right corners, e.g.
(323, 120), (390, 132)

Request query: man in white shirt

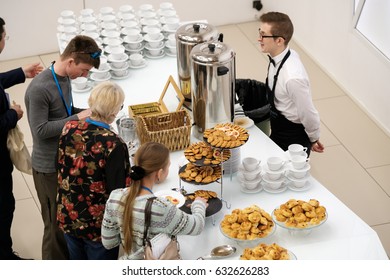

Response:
(258, 12), (324, 155)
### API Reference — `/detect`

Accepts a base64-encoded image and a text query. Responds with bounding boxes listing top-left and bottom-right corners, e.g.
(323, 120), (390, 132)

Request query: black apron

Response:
(266, 50), (312, 156)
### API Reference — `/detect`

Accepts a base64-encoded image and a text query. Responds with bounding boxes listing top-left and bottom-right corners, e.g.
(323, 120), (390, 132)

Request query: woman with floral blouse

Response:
(56, 81), (131, 259)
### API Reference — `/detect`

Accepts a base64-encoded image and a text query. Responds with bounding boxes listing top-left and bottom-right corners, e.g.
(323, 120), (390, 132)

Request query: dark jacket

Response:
(0, 68), (25, 176)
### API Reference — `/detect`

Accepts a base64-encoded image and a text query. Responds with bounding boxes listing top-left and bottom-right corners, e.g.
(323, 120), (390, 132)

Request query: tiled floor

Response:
(2, 21), (390, 259)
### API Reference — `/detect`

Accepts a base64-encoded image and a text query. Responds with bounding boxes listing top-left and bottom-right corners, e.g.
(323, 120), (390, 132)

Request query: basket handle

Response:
(156, 114), (172, 124)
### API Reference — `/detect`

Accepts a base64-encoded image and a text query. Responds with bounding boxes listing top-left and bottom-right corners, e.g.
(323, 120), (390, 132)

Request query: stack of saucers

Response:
(222, 147), (241, 175)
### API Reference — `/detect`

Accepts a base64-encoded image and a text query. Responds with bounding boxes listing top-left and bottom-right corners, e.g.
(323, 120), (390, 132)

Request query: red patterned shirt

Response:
(56, 120), (131, 241)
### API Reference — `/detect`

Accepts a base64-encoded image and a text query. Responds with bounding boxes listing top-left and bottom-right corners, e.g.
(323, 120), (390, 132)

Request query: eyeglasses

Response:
(120, 104), (124, 110)
(258, 29), (285, 40)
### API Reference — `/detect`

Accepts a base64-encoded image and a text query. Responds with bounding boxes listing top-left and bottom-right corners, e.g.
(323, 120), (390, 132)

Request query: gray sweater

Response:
(25, 66), (81, 173)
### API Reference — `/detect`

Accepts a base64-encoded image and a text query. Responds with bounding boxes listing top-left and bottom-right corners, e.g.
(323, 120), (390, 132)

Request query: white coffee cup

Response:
(289, 176), (308, 188)
(129, 53), (144, 66)
(100, 6), (114, 15)
(291, 155), (310, 170)
(146, 27), (161, 40)
(105, 38), (122, 47)
(165, 17), (179, 30)
(139, 4), (154, 12)
(167, 34), (176, 46)
(147, 39), (164, 48)
(264, 168), (285, 181)
(121, 20), (138, 29)
(72, 77), (88, 90)
(264, 177), (284, 190)
(111, 67), (129, 77)
(242, 157), (260, 172)
(125, 29), (141, 41)
(240, 176), (261, 190)
(267, 156), (285, 171)
(160, 2), (173, 10)
(110, 46), (125, 60)
(101, 22), (118, 31)
(288, 144), (308, 157)
(80, 8), (94, 18)
(60, 10), (75, 19)
(147, 46), (164, 56)
(125, 41), (143, 50)
(119, 5), (134, 14)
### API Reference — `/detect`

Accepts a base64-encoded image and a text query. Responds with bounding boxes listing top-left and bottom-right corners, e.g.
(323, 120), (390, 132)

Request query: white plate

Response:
(154, 190), (185, 208)
(263, 184), (287, 194)
(240, 183), (263, 194)
(288, 181), (311, 192)
(128, 60), (148, 69)
(144, 50), (165, 59)
(72, 85), (92, 93)
(90, 72), (111, 82)
(110, 71), (130, 80)
(234, 116), (254, 129)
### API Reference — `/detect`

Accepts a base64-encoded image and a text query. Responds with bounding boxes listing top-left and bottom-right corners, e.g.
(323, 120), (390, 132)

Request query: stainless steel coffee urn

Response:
(175, 23), (219, 108)
(191, 42), (236, 140)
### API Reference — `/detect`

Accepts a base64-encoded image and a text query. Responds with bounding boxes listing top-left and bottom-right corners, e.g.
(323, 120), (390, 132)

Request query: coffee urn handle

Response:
(217, 66), (229, 76)
(218, 33), (224, 42)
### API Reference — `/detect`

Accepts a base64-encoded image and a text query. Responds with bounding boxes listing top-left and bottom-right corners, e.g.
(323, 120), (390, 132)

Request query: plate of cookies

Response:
(220, 205), (275, 247)
(240, 243), (297, 260)
(203, 123), (249, 149)
(272, 198), (327, 235)
(184, 142), (231, 166)
(179, 190), (222, 217)
(179, 163), (222, 184)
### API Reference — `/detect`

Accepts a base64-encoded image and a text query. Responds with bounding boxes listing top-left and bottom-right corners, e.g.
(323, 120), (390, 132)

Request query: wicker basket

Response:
(136, 110), (191, 151)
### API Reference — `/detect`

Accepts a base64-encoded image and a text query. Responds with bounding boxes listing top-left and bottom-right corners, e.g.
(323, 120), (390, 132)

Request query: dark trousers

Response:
(32, 169), (69, 259)
(64, 233), (119, 260)
(270, 110), (312, 157)
(0, 174), (15, 259)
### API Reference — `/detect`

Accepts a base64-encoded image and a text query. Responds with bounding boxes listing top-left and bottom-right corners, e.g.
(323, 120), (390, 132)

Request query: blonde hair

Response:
(122, 142), (170, 254)
(88, 81), (125, 123)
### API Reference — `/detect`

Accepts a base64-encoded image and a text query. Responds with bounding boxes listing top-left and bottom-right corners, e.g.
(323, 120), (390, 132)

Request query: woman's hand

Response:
(311, 140), (325, 153)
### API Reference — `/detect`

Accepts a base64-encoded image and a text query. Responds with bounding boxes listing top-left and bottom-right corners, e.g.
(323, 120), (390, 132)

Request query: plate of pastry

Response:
(179, 190), (222, 217)
(154, 190), (185, 208)
(184, 142), (231, 166)
(203, 123), (249, 149)
(179, 163), (222, 185)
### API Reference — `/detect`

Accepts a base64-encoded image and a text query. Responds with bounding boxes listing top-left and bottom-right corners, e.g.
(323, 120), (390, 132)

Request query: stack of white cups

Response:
(286, 144), (311, 189)
(262, 156), (287, 192)
(238, 157), (262, 191)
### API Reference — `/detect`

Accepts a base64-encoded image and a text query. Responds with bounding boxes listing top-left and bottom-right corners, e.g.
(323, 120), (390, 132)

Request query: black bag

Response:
(235, 78), (270, 123)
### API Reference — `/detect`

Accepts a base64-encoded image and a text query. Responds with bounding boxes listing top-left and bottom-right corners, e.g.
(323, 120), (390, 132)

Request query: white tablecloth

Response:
(72, 55), (388, 260)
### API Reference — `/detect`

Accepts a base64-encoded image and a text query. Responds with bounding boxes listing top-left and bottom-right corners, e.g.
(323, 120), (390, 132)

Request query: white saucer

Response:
(110, 71), (130, 80)
(124, 45), (145, 53)
(72, 86), (92, 93)
(238, 164), (261, 174)
(144, 50), (165, 59)
(286, 171), (310, 181)
(128, 60), (148, 69)
(90, 72), (111, 82)
(240, 184), (263, 194)
(145, 41), (165, 49)
(233, 116), (254, 129)
(286, 162), (311, 172)
(263, 184), (287, 194)
(288, 181), (311, 192)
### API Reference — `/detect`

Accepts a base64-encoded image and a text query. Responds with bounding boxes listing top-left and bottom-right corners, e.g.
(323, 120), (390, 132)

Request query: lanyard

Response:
(51, 63), (73, 116)
(141, 186), (154, 194)
(85, 118), (110, 130)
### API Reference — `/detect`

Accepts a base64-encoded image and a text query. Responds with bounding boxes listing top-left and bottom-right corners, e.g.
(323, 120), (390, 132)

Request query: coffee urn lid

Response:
(191, 42), (235, 64)
(176, 23), (219, 44)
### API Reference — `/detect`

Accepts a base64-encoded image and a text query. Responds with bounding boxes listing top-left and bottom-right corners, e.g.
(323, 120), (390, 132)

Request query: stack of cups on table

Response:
(57, 10), (79, 51)
(285, 144), (311, 190)
(237, 157), (262, 191)
(262, 156), (287, 192)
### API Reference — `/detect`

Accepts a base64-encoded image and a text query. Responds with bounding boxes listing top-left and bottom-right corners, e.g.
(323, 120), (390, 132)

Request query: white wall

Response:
(0, 0), (256, 60)
(262, 0), (390, 135)
(1, 0), (389, 134)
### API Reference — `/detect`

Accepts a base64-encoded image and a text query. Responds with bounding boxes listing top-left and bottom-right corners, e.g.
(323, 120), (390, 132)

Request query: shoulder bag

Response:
(7, 125), (32, 175)
(143, 196), (181, 260)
